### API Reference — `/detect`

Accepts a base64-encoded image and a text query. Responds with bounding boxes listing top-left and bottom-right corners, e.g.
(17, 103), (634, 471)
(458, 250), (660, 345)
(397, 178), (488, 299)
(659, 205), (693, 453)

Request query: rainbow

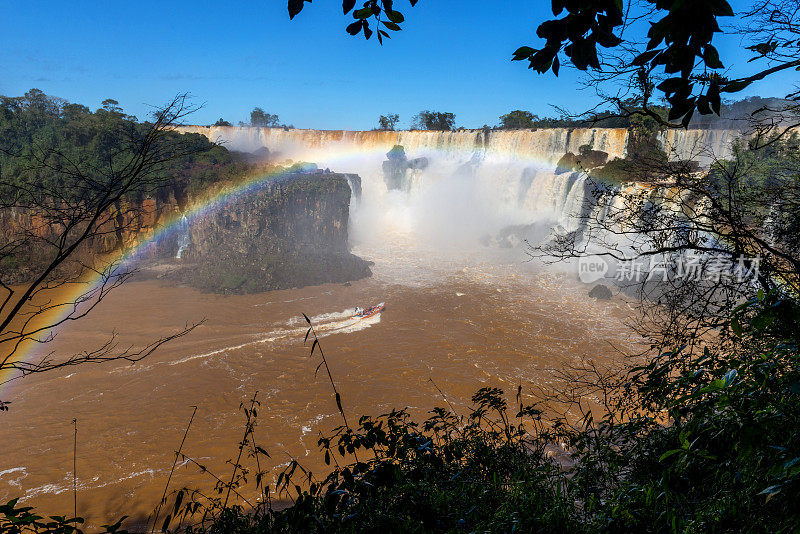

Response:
(0, 145), (387, 395)
(0, 141), (567, 397)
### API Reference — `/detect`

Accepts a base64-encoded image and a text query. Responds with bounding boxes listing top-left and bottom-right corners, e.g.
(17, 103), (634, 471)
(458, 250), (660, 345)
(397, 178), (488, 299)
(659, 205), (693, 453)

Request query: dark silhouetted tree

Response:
(412, 110), (455, 131)
(377, 113), (399, 131)
(288, 0), (800, 135)
(498, 110), (539, 129)
(250, 107), (280, 127)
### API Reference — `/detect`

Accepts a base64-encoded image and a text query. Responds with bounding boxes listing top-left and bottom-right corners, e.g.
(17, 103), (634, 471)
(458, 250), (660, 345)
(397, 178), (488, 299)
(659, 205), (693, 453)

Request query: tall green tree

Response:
(412, 110), (455, 131)
(377, 113), (399, 131)
(498, 110), (539, 129)
(100, 98), (123, 114)
(250, 107), (280, 127)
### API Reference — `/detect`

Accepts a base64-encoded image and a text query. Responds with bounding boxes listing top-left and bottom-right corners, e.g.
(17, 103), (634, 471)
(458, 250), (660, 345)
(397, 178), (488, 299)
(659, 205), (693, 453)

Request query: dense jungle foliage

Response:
(0, 89), (248, 202)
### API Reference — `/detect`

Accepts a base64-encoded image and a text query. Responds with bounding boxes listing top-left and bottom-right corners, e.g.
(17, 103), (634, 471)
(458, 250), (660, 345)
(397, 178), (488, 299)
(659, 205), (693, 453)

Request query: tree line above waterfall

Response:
(210, 96), (791, 133)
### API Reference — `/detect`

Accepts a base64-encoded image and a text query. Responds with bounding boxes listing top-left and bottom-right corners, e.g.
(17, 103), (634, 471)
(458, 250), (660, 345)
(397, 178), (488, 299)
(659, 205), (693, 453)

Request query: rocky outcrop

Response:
(284, 163), (362, 204)
(555, 145), (609, 175)
(178, 172), (371, 293)
(1, 171), (370, 293)
(382, 145), (429, 191)
(589, 284), (613, 300)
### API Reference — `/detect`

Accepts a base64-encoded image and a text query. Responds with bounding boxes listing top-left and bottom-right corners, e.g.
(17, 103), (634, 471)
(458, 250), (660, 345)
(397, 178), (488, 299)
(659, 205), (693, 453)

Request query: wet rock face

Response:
(555, 145), (609, 175)
(181, 173), (372, 293)
(381, 145), (428, 191)
(0, 193), (182, 257)
(188, 174), (350, 257)
(342, 173), (362, 204)
(589, 284), (613, 300)
(0, 191), (185, 285)
(382, 145), (408, 190)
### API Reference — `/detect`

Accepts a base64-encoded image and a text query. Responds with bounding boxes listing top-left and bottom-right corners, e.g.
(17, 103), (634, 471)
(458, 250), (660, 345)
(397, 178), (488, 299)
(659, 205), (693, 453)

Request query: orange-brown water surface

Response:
(0, 244), (640, 530)
(1, 130), (657, 530)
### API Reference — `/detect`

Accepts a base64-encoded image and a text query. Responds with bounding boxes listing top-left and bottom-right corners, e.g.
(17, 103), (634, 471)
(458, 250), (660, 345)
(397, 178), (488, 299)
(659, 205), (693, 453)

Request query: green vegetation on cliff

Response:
(0, 89), (254, 286)
(0, 90), (372, 293)
(180, 173), (372, 294)
(0, 89), (249, 203)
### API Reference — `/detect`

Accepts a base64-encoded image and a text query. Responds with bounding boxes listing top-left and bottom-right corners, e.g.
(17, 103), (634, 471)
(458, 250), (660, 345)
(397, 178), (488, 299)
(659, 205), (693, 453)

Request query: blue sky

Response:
(1, 1), (795, 130)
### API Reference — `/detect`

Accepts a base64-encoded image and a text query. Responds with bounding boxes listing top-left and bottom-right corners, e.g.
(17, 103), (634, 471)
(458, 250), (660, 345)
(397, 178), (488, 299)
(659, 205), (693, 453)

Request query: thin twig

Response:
(180, 454), (256, 508)
(224, 392), (258, 508)
(72, 418), (77, 520)
(152, 405), (197, 534)
(303, 314), (350, 430)
(429, 377), (461, 419)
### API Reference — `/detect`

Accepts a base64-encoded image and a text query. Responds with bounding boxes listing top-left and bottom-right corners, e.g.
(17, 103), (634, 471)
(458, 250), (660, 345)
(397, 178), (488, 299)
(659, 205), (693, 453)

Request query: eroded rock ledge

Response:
(172, 172), (371, 293)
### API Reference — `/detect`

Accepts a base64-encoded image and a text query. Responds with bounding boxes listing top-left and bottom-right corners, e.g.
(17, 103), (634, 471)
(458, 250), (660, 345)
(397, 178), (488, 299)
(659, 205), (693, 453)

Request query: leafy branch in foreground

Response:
(288, 0), (417, 45)
(0, 498), (128, 534)
(289, 0), (800, 134)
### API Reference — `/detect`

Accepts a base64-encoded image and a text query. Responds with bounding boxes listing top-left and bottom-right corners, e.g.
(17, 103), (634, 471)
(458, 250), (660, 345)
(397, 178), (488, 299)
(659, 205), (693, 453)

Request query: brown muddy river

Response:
(0, 132), (653, 529)
(0, 243), (640, 530)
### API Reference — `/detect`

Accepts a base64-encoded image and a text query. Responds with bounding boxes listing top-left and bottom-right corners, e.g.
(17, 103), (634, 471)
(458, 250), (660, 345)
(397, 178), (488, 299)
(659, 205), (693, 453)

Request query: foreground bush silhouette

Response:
(172, 386), (576, 534)
(170, 295), (800, 533)
(0, 499), (128, 534)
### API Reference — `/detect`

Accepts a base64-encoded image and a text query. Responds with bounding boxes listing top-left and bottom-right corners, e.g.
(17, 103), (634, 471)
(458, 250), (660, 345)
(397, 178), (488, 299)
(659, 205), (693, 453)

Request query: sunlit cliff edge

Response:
(175, 126), (742, 168)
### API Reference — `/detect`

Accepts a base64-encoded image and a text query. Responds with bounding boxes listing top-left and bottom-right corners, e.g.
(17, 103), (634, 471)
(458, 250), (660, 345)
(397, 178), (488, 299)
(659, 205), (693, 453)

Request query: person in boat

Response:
(354, 306), (363, 316)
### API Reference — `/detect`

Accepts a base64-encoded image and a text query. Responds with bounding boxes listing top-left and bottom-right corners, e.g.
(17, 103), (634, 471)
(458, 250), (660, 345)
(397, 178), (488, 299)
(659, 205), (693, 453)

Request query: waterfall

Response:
(177, 124), (742, 166)
(175, 214), (191, 259)
(177, 126), (632, 163)
(175, 126), (739, 255)
(658, 128), (742, 166)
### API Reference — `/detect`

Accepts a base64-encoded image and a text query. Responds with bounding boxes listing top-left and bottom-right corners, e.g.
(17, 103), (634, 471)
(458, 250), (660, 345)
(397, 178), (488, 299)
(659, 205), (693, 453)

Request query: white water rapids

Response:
(177, 126), (740, 269)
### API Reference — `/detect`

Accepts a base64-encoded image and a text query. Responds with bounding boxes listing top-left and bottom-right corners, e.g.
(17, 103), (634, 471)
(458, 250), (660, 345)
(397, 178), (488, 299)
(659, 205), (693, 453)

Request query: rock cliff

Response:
(382, 145), (429, 191)
(0, 192), (184, 285)
(1, 171), (371, 293)
(177, 172), (371, 293)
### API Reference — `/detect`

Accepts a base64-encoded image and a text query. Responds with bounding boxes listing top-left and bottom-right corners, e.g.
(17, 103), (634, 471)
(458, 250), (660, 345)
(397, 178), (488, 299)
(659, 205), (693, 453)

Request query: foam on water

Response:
(0, 467), (27, 487)
(168, 331), (297, 365)
(170, 307), (382, 366)
(288, 307), (359, 325)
